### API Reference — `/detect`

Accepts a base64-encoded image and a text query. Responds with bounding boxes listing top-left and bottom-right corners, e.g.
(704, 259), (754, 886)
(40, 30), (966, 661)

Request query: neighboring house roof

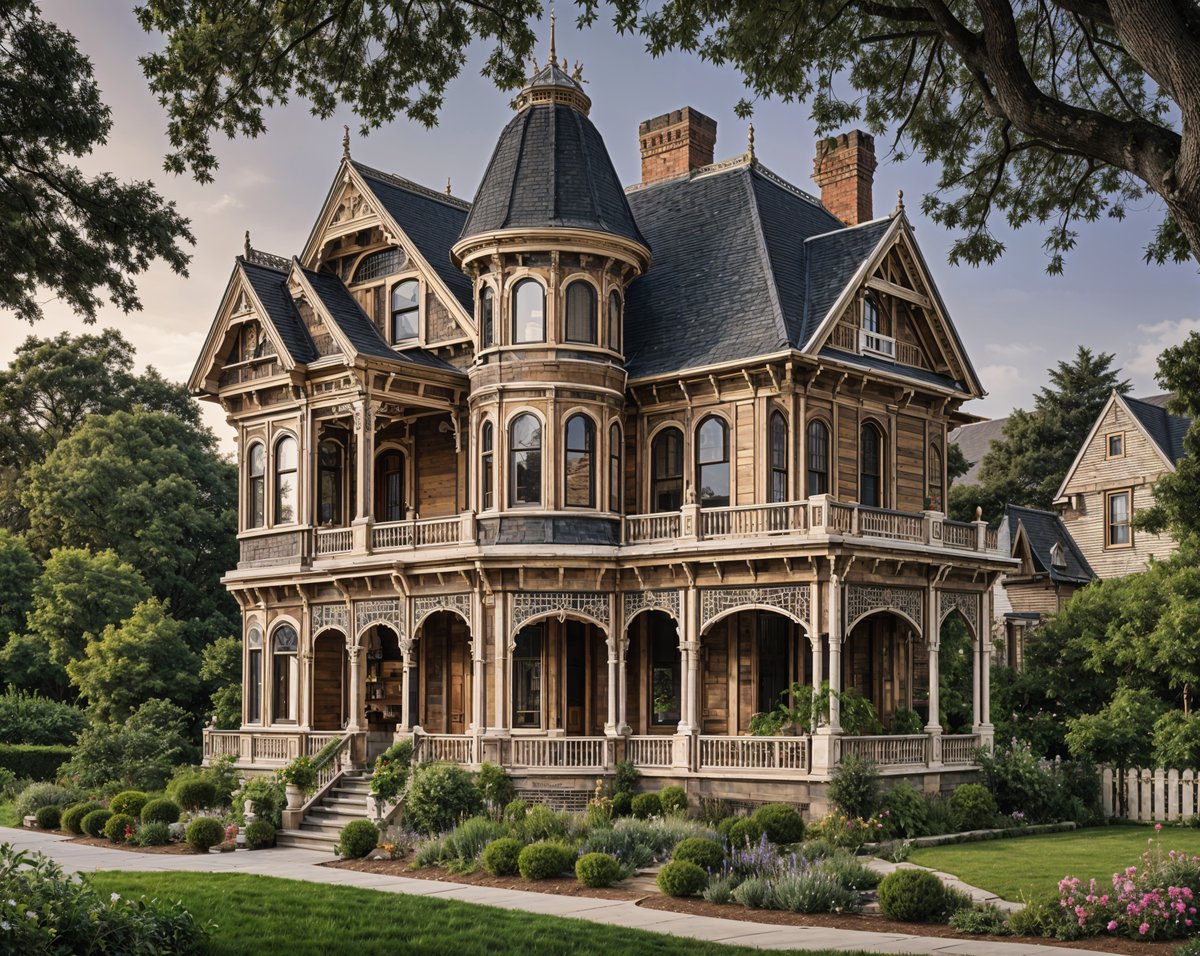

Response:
(1122, 394), (1189, 466)
(948, 417), (1009, 484)
(239, 258), (317, 364)
(1007, 503), (1096, 585)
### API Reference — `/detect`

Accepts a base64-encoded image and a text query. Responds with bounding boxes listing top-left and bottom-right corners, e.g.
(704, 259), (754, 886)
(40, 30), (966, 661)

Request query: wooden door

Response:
(423, 632), (446, 731)
(448, 627), (467, 734)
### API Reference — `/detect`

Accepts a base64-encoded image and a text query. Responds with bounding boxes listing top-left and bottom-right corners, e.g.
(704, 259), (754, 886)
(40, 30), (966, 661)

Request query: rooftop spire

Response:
(244, 230), (251, 258)
(747, 123), (756, 161)
(549, 8), (556, 63)
(342, 124), (351, 160)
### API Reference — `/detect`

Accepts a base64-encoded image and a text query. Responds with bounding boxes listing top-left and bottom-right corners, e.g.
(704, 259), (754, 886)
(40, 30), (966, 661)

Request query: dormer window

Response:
(1050, 540), (1067, 569)
(391, 280), (420, 342)
(564, 281), (597, 344)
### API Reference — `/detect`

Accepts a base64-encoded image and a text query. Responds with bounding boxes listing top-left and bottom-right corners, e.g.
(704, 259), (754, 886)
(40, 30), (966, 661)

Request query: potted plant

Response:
(280, 756), (317, 810)
(652, 670), (673, 722)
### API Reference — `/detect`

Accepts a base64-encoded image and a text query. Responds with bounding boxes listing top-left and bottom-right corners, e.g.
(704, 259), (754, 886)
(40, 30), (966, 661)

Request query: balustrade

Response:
(839, 734), (929, 767)
(417, 733), (476, 765)
(941, 734), (981, 766)
(315, 527), (352, 555)
(698, 735), (809, 772)
(626, 735), (674, 768)
(509, 736), (606, 769)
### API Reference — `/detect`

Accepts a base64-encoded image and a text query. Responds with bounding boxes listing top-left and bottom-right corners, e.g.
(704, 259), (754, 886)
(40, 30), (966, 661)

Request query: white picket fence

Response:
(1099, 766), (1200, 821)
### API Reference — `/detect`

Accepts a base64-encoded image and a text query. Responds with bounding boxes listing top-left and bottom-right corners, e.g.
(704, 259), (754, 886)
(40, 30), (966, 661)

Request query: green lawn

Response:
(908, 823), (1200, 901)
(0, 800), (18, 828)
(88, 872), (901, 956)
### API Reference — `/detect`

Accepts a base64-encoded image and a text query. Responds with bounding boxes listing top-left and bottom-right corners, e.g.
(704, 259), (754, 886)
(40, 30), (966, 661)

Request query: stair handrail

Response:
(298, 732), (355, 816)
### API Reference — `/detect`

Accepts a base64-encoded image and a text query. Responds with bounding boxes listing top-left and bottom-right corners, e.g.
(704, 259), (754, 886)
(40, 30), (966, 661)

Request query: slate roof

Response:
(1123, 394), (1190, 465)
(353, 162), (474, 313)
(948, 417), (1010, 484)
(459, 103), (646, 249)
(801, 218), (894, 345)
(1007, 504), (1095, 585)
(238, 258), (317, 364)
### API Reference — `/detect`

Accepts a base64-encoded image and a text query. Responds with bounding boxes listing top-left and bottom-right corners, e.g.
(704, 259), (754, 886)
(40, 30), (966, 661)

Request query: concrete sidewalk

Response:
(2, 827), (1103, 955)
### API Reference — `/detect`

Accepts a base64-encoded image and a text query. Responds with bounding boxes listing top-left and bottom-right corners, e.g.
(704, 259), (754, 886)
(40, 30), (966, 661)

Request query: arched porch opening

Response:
(699, 609), (807, 736)
(623, 610), (680, 735)
(937, 611), (976, 734)
(511, 616), (608, 735)
(311, 630), (348, 731)
(363, 624), (404, 734)
(415, 610), (472, 734)
(843, 611), (922, 732)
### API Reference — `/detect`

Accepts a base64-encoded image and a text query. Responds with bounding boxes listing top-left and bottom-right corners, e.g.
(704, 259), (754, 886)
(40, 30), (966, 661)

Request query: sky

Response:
(7, 3), (1199, 453)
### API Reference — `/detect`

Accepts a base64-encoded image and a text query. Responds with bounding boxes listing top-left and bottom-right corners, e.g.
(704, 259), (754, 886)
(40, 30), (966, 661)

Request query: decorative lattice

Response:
(938, 590), (980, 638)
(623, 589), (681, 625)
(699, 585), (812, 631)
(845, 585), (924, 632)
(414, 593), (473, 632)
(510, 591), (610, 640)
(311, 603), (349, 638)
(354, 599), (405, 643)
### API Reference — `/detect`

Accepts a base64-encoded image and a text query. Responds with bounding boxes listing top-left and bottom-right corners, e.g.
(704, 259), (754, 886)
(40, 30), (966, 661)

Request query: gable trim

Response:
(287, 262), (361, 361)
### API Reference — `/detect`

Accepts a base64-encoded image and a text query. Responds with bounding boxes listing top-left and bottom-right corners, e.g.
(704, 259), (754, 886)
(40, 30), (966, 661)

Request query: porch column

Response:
(979, 583), (994, 743)
(826, 573), (842, 733)
(351, 399), (376, 551)
(469, 642), (486, 736)
(971, 632), (982, 730)
(398, 653), (414, 733)
(299, 649), (313, 732)
(925, 587), (942, 734)
(605, 640), (619, 736)
(617, 634), (631, 735)
(673, 587), (698, 771)
(491, 593), (509, 735)
(346, 643), (363, 732)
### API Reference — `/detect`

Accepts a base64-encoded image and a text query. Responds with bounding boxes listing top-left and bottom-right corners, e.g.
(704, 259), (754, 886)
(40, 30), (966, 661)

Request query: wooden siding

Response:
(415, 416), (459, 516)
(896, 413), (926, 512)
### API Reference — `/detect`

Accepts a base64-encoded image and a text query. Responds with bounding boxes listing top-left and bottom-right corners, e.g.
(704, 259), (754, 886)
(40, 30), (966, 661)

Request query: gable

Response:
(1057, 393), (1179, 501)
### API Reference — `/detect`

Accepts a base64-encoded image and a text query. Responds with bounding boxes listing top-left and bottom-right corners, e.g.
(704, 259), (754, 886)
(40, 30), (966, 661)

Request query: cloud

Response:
(974, 363), (1033, 417)
(986, 342), (1044, 359)
(1128, 318), (1200, 383)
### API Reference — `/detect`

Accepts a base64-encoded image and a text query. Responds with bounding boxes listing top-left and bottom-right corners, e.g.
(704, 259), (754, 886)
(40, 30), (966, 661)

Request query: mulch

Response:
(64, 834), (213, 856)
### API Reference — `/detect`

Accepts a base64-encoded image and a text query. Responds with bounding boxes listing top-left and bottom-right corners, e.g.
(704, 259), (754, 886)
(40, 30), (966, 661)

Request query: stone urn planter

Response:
(285, 784), (305, 811)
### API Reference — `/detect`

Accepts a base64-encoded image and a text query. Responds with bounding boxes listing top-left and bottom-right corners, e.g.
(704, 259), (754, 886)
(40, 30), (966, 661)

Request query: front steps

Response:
(275, 772), (372, 853)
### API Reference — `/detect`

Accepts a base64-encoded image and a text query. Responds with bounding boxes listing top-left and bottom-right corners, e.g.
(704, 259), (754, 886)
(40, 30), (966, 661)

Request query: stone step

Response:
(301, 820), (347, 836)
(323, 794), (369, 808)
(305, 809), (365, 827)
(275, 829), (338, 853)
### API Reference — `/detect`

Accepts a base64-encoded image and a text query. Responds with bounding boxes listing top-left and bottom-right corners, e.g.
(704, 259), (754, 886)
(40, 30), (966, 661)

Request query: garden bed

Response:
(65, 833), (217, 855)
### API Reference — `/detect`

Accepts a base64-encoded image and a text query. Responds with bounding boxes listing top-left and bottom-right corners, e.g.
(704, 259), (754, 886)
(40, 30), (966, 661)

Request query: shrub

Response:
(672, 837), (724, 872)
(610, 791), (632, 817)
(876, 868), (947, 922)
(34, 805), (61, 829)
(413, 835), (447, 868)
(630, 792), (662, 819)
(923, 794), (956, 835)
(57, 699), (195, 792)
(503, 799), (528, 824)
(109, 790), (149, 817)
(442, 816), (508, 869)
(890, 707), (925, 736)
(482, 837), (523, 876)
(370, 739), (414, 804)
(62, 802), (101, 835)
(733, 876), (772, 908)
(828, 753), (879, 819)
(950, 903), (1011, 935)
(166, 756), (239, 808)
(703, 873), (738, 904)
(13, 781), (77, 820)
(185, 817), (224, 853)
(518, 802), (569, 843)
(770, 869), (859, 914)
(173, 777), (218, 812)
(949, 783), (998, 831)
(230, 776), (284, 829)
(1008, 893), (1070, 938)
(581, 824), (654, 870)
(659, 785), (687, 816)
(576, 852), (623, 887)
(727, 816), (765, 848)
(81, 808), (113, 838)
(336, 819), (379, 859)
(818, 849), (882, 890)
(0, 689), (87, 745)
(517, 841), (574, 880)
(612, 760), (639, 796)
(104, 813), (137, 843)
(879, 781), (930, 839)
(0, 743), (73, 781)
(657, 860), (707, 897)
(476, 762), (514, 811)
(141, 797), (182, 826)
(405, 762), (483, 834)
(133, 821), (171, 846)
(753, 803), (805, 845)
(245, 820), (276, 850)
(0, 767), (15, 799)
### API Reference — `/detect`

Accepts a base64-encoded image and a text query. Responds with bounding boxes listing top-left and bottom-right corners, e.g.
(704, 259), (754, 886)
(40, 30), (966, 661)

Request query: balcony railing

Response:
(373, 516), (462, 551)
(829, 321), (929, 370)
(941, 733), (982, 766)
(625, 512), (681, 544)
(701, 501), (807, 538)
(315, 527), (353, 556)
(861, 328), (897, 358)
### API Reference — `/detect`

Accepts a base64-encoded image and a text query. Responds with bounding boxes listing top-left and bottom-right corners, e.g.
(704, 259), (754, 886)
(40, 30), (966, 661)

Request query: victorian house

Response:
(193, 40), (1012, 834)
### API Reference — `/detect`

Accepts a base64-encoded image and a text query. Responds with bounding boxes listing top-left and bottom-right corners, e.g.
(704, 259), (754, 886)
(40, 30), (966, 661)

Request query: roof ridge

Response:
(239, 249), (291, 272)
(803, 214), (896, 243)
(742, 169), (790, 350)
(352, 160), (471, 211)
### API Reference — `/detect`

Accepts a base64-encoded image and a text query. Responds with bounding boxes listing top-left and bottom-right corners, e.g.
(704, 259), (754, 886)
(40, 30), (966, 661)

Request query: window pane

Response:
(770, 412), (787, 503)
(510, 414), (541, 505)
(610, 423), (621, 512)
(481, 422), (494, 510)
(512, 627), (542, 728)
(375, 451), (405, 522)
(807, 420), (829, 496)
(608, 292), (621, 350)
(652, 428), (683, 513)
(247, 648), (261, 723)
(250, 475), (265, 528)
(512, 280), (545, 343)
(565, 282), (597, 343)
(860, 425), (881, 508)
(250, 444), (266, 477)
(1109, 492), (1130, 545)
(275, 437), (297, 471)
(353, 248), (405, 283)
(480, 286), (495, 346)
(318, 441), (342, 525)
(863, 296), (880, 333)
(274, 437), (297, 524)
(697, 418), (729, 508)
(564, 415), (594, 507)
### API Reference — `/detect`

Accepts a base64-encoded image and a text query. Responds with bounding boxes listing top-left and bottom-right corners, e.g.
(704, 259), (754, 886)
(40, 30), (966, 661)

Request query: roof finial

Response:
(445, 177), (452, 196)
(896, 188), (905, 213)
(549, 8), (556, 64)
(342, 124), (351, 160)
(243, 230), (251, 258)
(747, 123), (756, 161)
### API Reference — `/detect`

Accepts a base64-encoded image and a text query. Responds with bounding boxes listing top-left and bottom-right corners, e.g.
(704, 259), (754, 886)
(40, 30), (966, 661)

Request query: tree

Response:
(1065, 686), (1166, 770)
(57, 698), (197, 791)
(138, 2), (1200, 268)
(1, 0), (192, 325)
(22, 409), (238, 649)
(0, 529), (37, 639)
(200, 635), (241, 730)
(67, 598), (200, 722)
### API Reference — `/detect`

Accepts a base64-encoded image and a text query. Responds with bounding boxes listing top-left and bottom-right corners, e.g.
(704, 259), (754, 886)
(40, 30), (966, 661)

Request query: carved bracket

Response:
(938, 589), (980, 639)
(699, 585), (811, 632)
(311, 603), (349, 639)
(623, 589), (681, 626)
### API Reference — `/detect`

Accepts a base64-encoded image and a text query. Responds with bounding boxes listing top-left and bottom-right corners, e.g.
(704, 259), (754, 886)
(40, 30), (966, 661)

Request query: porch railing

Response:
(839, 734), (929, 767)
(373, 516), (462, 551)
(941, 734), (981, 765)
(942, 520), (978, 550)
(626, 735), (673, 768)
(203, 730), (241, 760)
(315, 527), (353, 555)
(698, 735), (810, 772)
(624, 512), (680, 543)
(416, 733), (476, 766)
(510, 736), (607, 770)
(857, 506), (924, 543)
(249, 734), (294, 763)
(700, 501), (808, 538)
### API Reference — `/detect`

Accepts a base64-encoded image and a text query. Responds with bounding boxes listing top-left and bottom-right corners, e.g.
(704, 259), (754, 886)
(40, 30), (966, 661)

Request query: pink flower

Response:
(1155, 823), (1163, 832)
(1139, 923), (1149, 935)
(1106, 920), (1118, 932)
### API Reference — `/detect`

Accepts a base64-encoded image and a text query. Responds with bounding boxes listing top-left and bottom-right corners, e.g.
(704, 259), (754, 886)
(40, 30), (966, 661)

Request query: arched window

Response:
(391, 279), (419, 341)
(317, 440), (343, 525)
(609, 423), (621, 513)
(480, 422), (495, 510)
(807, 420), (829, 496)
(607, 291), (621, 351)
(564, 281), (597, 344)
(271, 624), (298, 723)
(353, 248), (405, 283)
(509, 414), (542, 505)
(928, 443), (944, 511)
(511, 279), (545, 344)
(860, 422), (884, 508)
(769, 411), (788, 503)
(246, 627), (263, 724)
(696, 416), (730, 508)
(651, 427), (683, 513)
(480, 285), (495, 347)
(375, 450), (405, 522)
(273, 436), (297, 524)
(564, 414), (595, 507)
(247, 443), (266, 528)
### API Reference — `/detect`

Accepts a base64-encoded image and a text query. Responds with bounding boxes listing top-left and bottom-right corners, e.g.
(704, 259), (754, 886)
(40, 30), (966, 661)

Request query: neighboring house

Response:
(948, 416), (1009, 485)
(190, 38), (1013, 830)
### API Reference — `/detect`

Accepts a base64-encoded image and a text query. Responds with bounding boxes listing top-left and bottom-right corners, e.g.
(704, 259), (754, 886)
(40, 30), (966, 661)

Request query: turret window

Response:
(769, 411), (788, 503)
(481, 422), (495, 510)
(512, 279), (545, 344)
(480, 286), (495, 347)
(317, 440), (343, 525)
(246, 627), (262, 724)
(391, 279), (420, 342)
(651, 427), (683, 512)
(248, 443), (266, 528)
(564, 414), (595, 507)
(273, 436), (298, 525)
(697, 416), (730, 508)
(807, 420), (829, 496)
(564, 281), (597, 344)
(608, 292), (621, 351)
(509, 413), (542, 505)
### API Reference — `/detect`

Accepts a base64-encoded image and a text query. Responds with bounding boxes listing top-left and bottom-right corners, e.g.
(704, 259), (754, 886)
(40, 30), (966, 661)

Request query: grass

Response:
(88, 871), (901, 956)
(908, 823), (1200, 901)
(0, 800), (18, 828)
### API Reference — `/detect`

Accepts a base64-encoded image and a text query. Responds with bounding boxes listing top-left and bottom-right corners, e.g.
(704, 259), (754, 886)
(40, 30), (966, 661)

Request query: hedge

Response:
(0, 743), (72, 780)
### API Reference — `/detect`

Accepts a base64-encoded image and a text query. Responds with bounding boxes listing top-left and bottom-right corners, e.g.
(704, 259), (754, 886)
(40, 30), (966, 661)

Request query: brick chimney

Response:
(639, 108), (717, 185)
(813, 130), (878, 226)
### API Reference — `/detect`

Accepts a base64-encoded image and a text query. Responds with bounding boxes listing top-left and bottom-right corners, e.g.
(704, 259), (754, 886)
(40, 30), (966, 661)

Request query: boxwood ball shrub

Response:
(877, 868), (948, 922)
(174, 778), (218, 812)
(185, 816), (225, 853)
(140, 797), (182, 825)
(659, 785), (688, 816)
(576, 852), (622, 888)
(517, 841), (575, 880)
(103, 812), (137, 843)
(949, 783), (998, 831)
(753, 803), (805, 844)
(81, 808), (113, 838)
(656, 860), (708, 897)
(502, 798), (528, 824)
(671, 836), (724, 872)
(245, 820), (276, 850)
(482, 837), (523, 876)
(727, 816), (765, 847)
(630, 792), (661, 819)
(34, 805), (61, 830)
(337, 819), (380, 859)
(405, 762), (483, 834)
(61, 802), (100, 835)
(109, 790), (148, 818)
(610, 790), (632, 817)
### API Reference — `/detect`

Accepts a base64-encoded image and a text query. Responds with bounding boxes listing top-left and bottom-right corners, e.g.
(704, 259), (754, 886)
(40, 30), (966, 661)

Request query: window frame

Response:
(246, 626), (263, 725)
(510, 278), (546, 344)
(273, 435), (298, 526)
(508, 412), (543, 507)
(563, 413), (596, 508)
(1105, 488), (1133, 549)
(863, 293), (881, 333)
(695, 415), (731, 509)
(928, 441), (944, 511)
(480, 285), (495, 348)
(609, 422), (622, 513)
(806, 419), (830, 497)
(769, 410), (788, 503)
(480, 421), (495, 511)
(316, 438), (344, 526)
(607, 291), (622, 351)
(247, 442), (266, 529)
(563, 279), (598, 345)
(859, 421), (884, 509)
(390, 278), (420, 343)
(375, 448), (407, 523)
(1106, 431), (1126, 459)
(650, 426), (684, 513)
(352, 247), (405, 284)
(270, 623), (299, 724)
